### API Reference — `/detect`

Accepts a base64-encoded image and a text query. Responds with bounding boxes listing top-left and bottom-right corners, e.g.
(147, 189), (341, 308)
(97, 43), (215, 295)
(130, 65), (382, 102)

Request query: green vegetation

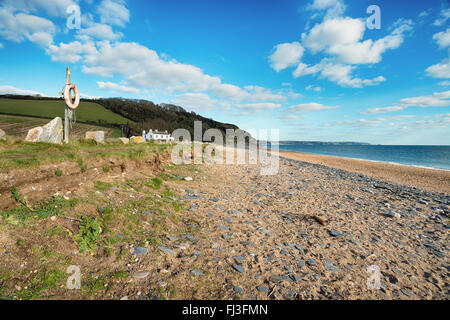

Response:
(0, 138), (170, 169)
(14, 269), (67, 300)
(1, 189), (78, 225)
(55, 169), (63, 176)
(75, 216), (102, 254)
(0, 98), (131, 125)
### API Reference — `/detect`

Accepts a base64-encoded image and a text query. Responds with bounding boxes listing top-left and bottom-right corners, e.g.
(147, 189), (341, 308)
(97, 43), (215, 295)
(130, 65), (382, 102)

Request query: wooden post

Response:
(64, 67), (71, 144)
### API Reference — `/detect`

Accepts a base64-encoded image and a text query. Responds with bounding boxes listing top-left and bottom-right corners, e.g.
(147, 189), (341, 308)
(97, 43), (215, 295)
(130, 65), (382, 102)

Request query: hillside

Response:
(0, 96), (131, 125)
(0, 95), (241, 139)
(95, 98), (239, 138)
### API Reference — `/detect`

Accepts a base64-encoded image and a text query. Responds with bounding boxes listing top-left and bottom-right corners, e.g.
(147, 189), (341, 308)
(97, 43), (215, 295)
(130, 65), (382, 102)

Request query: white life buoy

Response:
(64, 83), (80, 110)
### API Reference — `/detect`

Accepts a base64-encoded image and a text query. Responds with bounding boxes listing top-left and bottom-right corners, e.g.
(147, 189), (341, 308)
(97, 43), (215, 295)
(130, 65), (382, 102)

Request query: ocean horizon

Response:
(269, 143), (450, 171)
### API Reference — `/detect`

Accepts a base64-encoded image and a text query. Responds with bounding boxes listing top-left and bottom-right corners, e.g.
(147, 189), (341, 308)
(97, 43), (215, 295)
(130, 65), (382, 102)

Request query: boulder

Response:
(40, 117), (63, 144)
(130, 136), (143, 143)
(118, 137), (129, 144)
(85, 131), (105, 143)
(25, 117), (63, 144)
(0, 128), (6, 140)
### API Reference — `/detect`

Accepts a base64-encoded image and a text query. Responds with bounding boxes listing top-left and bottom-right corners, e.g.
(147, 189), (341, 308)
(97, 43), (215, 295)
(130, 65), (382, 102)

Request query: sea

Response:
(271, 143), (450, 171)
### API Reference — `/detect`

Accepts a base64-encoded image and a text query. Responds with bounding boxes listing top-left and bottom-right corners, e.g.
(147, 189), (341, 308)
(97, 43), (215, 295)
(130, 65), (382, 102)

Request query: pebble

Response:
(133, 247), (148, 255)
(191, 269), (203, 276)
(306, 259), (316, 266)
(133, 271), (149, 279)
(157, 246), (176, 255)
(256, 285), (269, 293)
(232, 265), (246, 273)
(234, 286), (243, 293)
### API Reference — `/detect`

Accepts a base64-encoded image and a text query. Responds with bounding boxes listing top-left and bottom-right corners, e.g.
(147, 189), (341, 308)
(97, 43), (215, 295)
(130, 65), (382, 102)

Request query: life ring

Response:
(64, 83), (80, 109)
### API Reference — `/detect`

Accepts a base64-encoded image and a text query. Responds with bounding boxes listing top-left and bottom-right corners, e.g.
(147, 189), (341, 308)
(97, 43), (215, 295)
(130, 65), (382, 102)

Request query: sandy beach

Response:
(276, 150), (450, 194)
(0, 146), (448, 300)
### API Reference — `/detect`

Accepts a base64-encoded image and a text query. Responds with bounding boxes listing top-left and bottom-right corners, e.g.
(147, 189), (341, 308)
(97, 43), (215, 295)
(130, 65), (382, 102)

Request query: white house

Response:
(142, 129), (174, 142)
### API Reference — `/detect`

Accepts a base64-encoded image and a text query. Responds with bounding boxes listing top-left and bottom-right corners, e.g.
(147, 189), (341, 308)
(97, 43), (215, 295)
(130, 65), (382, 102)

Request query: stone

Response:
(157, 281), (167, 287)
(234, 286), (243, 293)
(191, 269), (203, 276)
(118, 137), (129, 144)
(329, 230), (343, 237)
(306, 259), (316, 266)
(0, 128), (5, 140)
(85, 131), (105, 143)
(257, 285), (269, 293)
(157, 246), (176, 255)
(184, 176), (193, 181)
(284, 290), (295, 299)
(232, 264), (246, 273)
(25, 117), (63, 144)
(133, 247), (148, 255)
(133, 271), (149, 279)
(233, 255), (245, 261)
(130, 136), (143, 143)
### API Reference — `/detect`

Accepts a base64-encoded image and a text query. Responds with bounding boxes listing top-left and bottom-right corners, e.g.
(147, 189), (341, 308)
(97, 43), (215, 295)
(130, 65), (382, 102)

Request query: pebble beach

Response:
(165, 149), (449, 299)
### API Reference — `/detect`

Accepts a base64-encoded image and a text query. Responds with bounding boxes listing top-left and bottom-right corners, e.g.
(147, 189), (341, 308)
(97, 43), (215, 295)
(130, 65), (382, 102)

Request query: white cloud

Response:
(426, 27), (450, 79)
(305, 85), (321, 92)
(97, 81), (139, 94)
(302, 17), (364, 54)
(210, 83), (250, 101)
(433, 27), (450, 49)
(433, 8), (450, 26)
(439, 80), (450, 86)
(0, 7), (55, 46)
(307, 0), (346, 19)
(294, 59), (386, 88)
(171, 93), (229, 111)
(0, 85), (45, 96)
(80, 92), (102, 99)
(46, 40), (97, 63)
(363, 90), (450, 114)
(269, 42), (304, 72)
(0, 43), (3, 48)
(362, 106), (404, 115)
(288, 102), (338, 113)
(2, 0), (78, 17)
(301, 17), (412, 64)
(78, 23), (123, 41)
(97, 0), (130, 27)
(236, 103), (281, 111)
(332, 115), (416, 127)
(245, 86), (287, 101)
(426, 58), (450, 79)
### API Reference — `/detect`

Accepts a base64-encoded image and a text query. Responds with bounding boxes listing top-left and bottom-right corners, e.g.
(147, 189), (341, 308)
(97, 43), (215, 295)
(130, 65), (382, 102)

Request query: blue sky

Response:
(0, 0), (449, 145)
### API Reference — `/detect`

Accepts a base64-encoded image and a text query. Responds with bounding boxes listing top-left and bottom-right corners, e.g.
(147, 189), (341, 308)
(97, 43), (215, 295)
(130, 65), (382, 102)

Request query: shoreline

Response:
(270, 149), (450, 194)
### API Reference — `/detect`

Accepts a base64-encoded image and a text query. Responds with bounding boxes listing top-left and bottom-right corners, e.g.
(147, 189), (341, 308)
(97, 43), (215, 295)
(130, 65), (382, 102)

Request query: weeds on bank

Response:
(1, 188), (78, 225)
(75, 216), (102, 254)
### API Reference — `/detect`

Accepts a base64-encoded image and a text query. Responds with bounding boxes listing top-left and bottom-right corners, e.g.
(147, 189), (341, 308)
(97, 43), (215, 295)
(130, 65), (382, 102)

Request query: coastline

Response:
(271, 149), (450, 194)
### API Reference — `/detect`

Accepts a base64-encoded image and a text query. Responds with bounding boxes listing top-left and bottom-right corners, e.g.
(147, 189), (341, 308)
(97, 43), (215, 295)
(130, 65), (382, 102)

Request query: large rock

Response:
(118, 137), (129, 144)
(25, 117), (63, 144)
(0, 128), (6, 140)
(85, 131), (105, 143)
(130, 136), (143, 143)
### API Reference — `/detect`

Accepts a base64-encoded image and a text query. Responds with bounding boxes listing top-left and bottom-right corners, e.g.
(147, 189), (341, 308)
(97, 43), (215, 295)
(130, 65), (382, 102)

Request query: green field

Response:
(0, 98), (132, 125)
